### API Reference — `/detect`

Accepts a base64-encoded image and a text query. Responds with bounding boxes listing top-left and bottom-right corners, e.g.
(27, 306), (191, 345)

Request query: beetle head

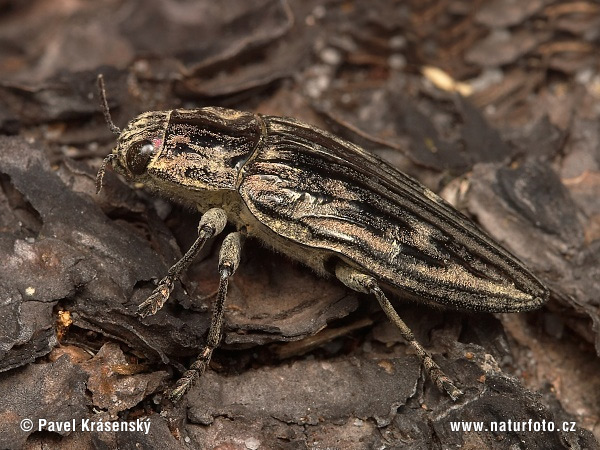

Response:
(95, 75), (169, 193)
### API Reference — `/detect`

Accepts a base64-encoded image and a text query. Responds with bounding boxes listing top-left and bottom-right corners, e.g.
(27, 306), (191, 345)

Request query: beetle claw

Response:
(167, 381), (189, 402)
(439, 376), (463, 401)
(137, 278), (173, 317)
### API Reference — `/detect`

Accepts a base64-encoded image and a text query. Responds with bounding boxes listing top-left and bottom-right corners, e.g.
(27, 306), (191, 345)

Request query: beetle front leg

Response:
(168, 230), (245, 402)
(335, 262), (463, 401)
(137, 208), (228, 318)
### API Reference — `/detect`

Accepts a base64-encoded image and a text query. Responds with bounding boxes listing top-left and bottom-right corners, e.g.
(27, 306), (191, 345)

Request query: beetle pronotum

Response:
(95, 75), (548, 402)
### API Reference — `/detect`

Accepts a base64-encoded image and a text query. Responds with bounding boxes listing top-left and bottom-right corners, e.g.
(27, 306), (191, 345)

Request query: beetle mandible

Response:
(95, 75), (548, 402)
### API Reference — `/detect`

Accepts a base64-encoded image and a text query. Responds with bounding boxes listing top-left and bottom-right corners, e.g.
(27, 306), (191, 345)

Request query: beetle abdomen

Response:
(239, 116), (548, 313)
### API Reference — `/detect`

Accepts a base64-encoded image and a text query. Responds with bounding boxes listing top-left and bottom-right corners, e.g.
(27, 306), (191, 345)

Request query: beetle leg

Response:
(169, 230), (245, 402)
(137, 208), (228, 318)
(335, 262), (463, 401)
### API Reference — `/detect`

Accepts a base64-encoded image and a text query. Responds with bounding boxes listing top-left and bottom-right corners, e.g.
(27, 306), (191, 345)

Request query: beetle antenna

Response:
(96, 153), (118, 194)
(96, 74), (121, 135)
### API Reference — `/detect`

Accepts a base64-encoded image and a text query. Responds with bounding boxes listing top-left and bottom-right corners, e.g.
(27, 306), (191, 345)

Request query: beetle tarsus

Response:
(423, 354), (463, 400)
(168, 348), (212, 401)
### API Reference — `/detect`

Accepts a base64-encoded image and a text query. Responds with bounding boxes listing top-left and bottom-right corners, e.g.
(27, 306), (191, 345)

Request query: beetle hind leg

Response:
(168, 231), (245, 402)
(335, 262), (463, 401)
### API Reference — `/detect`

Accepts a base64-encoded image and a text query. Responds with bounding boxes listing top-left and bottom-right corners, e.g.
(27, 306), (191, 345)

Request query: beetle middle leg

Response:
(137, 208), (228, 318)
(168, 230), (245, 402)
(335, 262), (463, 401)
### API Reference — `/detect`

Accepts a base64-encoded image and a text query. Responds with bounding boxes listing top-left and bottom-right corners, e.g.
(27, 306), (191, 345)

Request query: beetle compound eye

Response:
(126, 140), (155, 175)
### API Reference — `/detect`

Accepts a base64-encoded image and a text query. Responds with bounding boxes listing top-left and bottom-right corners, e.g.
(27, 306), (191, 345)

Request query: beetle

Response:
(95, 75), (548, 402)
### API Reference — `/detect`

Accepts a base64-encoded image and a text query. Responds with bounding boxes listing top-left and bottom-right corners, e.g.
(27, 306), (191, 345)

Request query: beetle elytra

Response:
(95, 75), (548, 402)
